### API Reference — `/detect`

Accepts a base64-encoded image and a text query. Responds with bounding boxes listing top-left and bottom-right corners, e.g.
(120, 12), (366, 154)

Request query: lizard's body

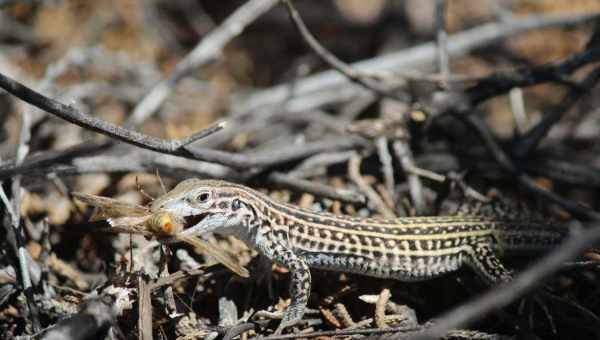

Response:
(153, 179), (567, 333)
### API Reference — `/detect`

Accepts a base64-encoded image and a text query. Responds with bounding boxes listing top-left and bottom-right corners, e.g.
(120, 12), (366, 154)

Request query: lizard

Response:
(151, 178), (568, 334)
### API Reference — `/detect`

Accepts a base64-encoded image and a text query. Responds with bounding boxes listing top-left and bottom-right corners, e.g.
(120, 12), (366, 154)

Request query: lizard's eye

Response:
(196, 192), (210, 203)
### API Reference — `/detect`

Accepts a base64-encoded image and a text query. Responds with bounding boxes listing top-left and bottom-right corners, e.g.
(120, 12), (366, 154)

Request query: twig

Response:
(0, 142), (113, 179)
(376, 137), (396, 201)
(513, 66), (600, 157)
(404, 166), (445, 183)
(252, 325), (419, 340)
(435, 0), (449, 85)
(128, 0), (279, 125)
(268, 172), (365, 204)
(393, 140), (426, 215)
(320, 307), (342, 329)
(509, 88), (527, 134)
(402, 223), (600, 340)
(223, 323), (255, 340)
(287, 151), (355, 179)
(0, 70), (226, 154)
(375, 289), (392, 329)
(150, 267), (211, 290)
(0, 145), (236, 181)
(466, 47), (600, 106)
(458, 113), (600, 221)
(0, 72), (366, 169)
(0, 109), (40, 332)
(185, 137), (365, 168)
(282, 0), (409, 102)
(348, 153), (395, 218)
(334, 303), (356, 328)
(233, 12), (600, 116)
(138, 275), (153, 340)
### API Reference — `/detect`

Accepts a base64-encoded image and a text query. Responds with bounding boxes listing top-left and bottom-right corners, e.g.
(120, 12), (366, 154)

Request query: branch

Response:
(128, 0), (279, 125)
(0, 71), (225, 153)
(435, 0), (449, 82)
(466, 47), (600, 105)
(268, 172), (366, 204)
(0, 71), (364, 169)
(459, 112), (600, 221)
(513, 66), (600, 157)
(233, 12), (600, 116)
(282, 0), (409, 102)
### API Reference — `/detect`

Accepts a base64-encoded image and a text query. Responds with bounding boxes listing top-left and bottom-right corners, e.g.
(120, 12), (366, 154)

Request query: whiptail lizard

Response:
(153, 179), (567, 334)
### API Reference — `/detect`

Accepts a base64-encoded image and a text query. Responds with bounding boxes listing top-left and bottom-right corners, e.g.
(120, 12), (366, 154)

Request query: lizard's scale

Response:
(152, 179), (567, 333)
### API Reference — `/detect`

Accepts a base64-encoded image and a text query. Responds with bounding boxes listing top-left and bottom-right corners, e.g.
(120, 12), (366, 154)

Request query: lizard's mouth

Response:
(182, 213), (210, 228)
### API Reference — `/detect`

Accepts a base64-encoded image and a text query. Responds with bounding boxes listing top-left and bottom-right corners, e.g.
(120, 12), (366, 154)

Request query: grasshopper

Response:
(72, 191), (249, 278)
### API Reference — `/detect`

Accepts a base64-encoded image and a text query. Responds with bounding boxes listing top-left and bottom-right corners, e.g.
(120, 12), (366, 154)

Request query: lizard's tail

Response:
(496, 221), (569, 253)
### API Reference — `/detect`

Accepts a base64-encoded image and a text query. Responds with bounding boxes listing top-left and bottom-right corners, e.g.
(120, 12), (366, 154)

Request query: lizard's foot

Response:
(252, 310), (304, 334)
(273, 318), (300, 335)
(253, 310), (283, 320)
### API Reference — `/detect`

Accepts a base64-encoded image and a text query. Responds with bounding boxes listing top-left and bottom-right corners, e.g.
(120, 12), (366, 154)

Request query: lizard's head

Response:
(150, 179), (256, 236)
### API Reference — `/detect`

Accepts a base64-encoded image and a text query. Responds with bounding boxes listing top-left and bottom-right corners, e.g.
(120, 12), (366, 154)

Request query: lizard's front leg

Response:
(255, 229), (311, 334)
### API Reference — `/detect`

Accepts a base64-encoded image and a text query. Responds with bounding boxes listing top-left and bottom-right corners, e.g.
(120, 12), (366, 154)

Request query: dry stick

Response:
(268, 172), (365, 204)
(3, 152), (362, 204)
(0, 148), (233, 181)
(0, 70), (225, 153)
(459, 113), (600, 221)
(223, 323), (255, 340)
(509, 87), (528, 134)
(150, 267), (209, 290)
(466, 47), (600, 106)
(0, 141), (112, 178)
(0, 111), (40, 332)
(252, 325), (420, 340)
(234, 12), (599, 116)
(0, 186), (41, 333)
(514, 66), (600, 158)
(435, 0), (449, 85)
(0, 146), (372, 203)
(128, 0), (279, 125)
(138, 275), (153, 340)
(375, 289), (392, 329)
(15, 132), (40, 334)
(348, 153), (395, 218)
(1, 138), (363, 176)
(393, 140), (426, 215)
(334, 303), (356, 328)
(281, 0), (409, 102)
(287, 150), (355, 179)
(184, 137), (365, 168)
(376, 137), (396, 203)
(401, 223), (600, 340)
(0, 72), (365, 169)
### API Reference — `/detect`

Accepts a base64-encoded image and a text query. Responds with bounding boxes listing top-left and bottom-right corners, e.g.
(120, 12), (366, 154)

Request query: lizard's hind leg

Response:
(466, 244), (513, 284)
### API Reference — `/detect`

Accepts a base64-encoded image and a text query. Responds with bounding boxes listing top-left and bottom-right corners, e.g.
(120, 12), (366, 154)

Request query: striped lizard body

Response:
(152, 179), (567, 333)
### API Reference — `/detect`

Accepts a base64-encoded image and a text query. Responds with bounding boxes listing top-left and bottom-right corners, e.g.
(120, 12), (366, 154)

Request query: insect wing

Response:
(98, 226), (154, 236)
(177, 234), (249, 278)
(72, 192), (150, 221)
(107, 215), (154, 234)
